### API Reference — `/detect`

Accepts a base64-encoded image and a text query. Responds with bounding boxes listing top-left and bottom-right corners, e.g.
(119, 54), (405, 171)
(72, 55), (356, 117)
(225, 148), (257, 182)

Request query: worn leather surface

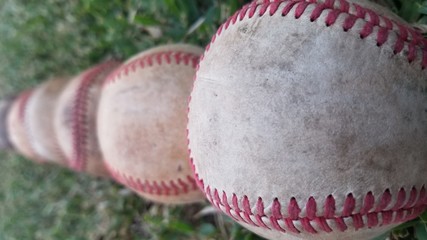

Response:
(188, 0), (427, 239)
(26, 78), (68, 165)
(98, 44), (206, 204)
(54, 62), (119, 177)
(0, 96), (15, 151)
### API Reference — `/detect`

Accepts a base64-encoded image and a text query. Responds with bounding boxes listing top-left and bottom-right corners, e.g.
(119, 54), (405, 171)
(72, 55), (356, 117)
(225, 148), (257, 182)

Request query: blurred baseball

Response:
(98, 44), (205, 204)
(0, 95), (16, 151)
(25, 78), (69, 165)
(54, 60), (120, 177)
(7, 90), (41, 162)
(188, 0), (427, 239)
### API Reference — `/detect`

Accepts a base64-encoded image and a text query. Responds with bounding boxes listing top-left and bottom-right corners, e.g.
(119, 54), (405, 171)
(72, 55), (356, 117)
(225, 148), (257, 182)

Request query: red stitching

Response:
(104, 51), (200, 87)
(70, 60), (119, 171)
(17, 90), (33, 124)
(207, 0), (427, 69)
(189, 159), (427, 234)
(104, 162), (199, 196)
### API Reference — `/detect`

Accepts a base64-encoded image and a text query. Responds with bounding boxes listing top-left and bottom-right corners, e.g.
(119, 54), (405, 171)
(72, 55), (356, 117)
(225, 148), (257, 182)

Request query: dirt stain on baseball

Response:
(364, 146), (396, 173)
(333, 133), (357, 158)
(237, 19), (261, 37)
(238, 24), (248, 34)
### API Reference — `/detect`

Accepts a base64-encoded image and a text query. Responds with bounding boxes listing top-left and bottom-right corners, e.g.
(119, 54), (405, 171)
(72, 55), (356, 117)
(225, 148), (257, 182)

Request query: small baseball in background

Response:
(0, 95), (15, 151)
(7, 90), (41, 162)
(98, 44), (205, 205)
(54, 60), (120, 177)
(25, 78), (69, 166)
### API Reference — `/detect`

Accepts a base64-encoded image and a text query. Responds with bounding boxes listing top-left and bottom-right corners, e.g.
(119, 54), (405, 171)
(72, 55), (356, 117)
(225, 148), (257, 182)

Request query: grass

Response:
(0, 0), (426, 239)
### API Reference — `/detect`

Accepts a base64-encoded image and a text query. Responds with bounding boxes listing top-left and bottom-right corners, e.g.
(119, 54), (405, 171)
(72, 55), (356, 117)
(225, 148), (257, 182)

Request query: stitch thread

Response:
(208, 0), (427, 69)
(17, 90), (33, 122)
(105, 162), (199, 196)
(189, 159), (427, 233)
(71, 60), (118, 171)
(104, 51), (200, 87)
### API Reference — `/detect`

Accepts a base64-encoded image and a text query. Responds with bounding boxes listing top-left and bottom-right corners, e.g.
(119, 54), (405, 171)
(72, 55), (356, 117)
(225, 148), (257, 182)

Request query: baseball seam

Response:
(71, 60), (118, 171)
(187, 0), (427, 235)
(101, 50), (201, 196)
(106, 162), (199, 196)
(104, 51), (200, 87)
(203, 0), (427, 69)
(190, 160), (426, 233)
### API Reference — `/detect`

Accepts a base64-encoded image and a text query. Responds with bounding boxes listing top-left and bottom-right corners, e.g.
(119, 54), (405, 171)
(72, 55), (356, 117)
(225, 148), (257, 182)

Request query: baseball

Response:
(25, 78), (69, 165)
(7, 90), (41, 162)
(54, 60), (120, 177)
(188, 0), (427, 240)
(98, 44), (205, 204)
(0, 95), (15, 151)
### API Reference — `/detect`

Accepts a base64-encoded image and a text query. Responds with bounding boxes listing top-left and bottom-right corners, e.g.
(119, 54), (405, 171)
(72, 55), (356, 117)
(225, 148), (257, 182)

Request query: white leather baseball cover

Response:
(188, 0), (427, 239)
(98, 44), (205, 204)
(26, 78), (68, 165)
(54, 60), (120, 177)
